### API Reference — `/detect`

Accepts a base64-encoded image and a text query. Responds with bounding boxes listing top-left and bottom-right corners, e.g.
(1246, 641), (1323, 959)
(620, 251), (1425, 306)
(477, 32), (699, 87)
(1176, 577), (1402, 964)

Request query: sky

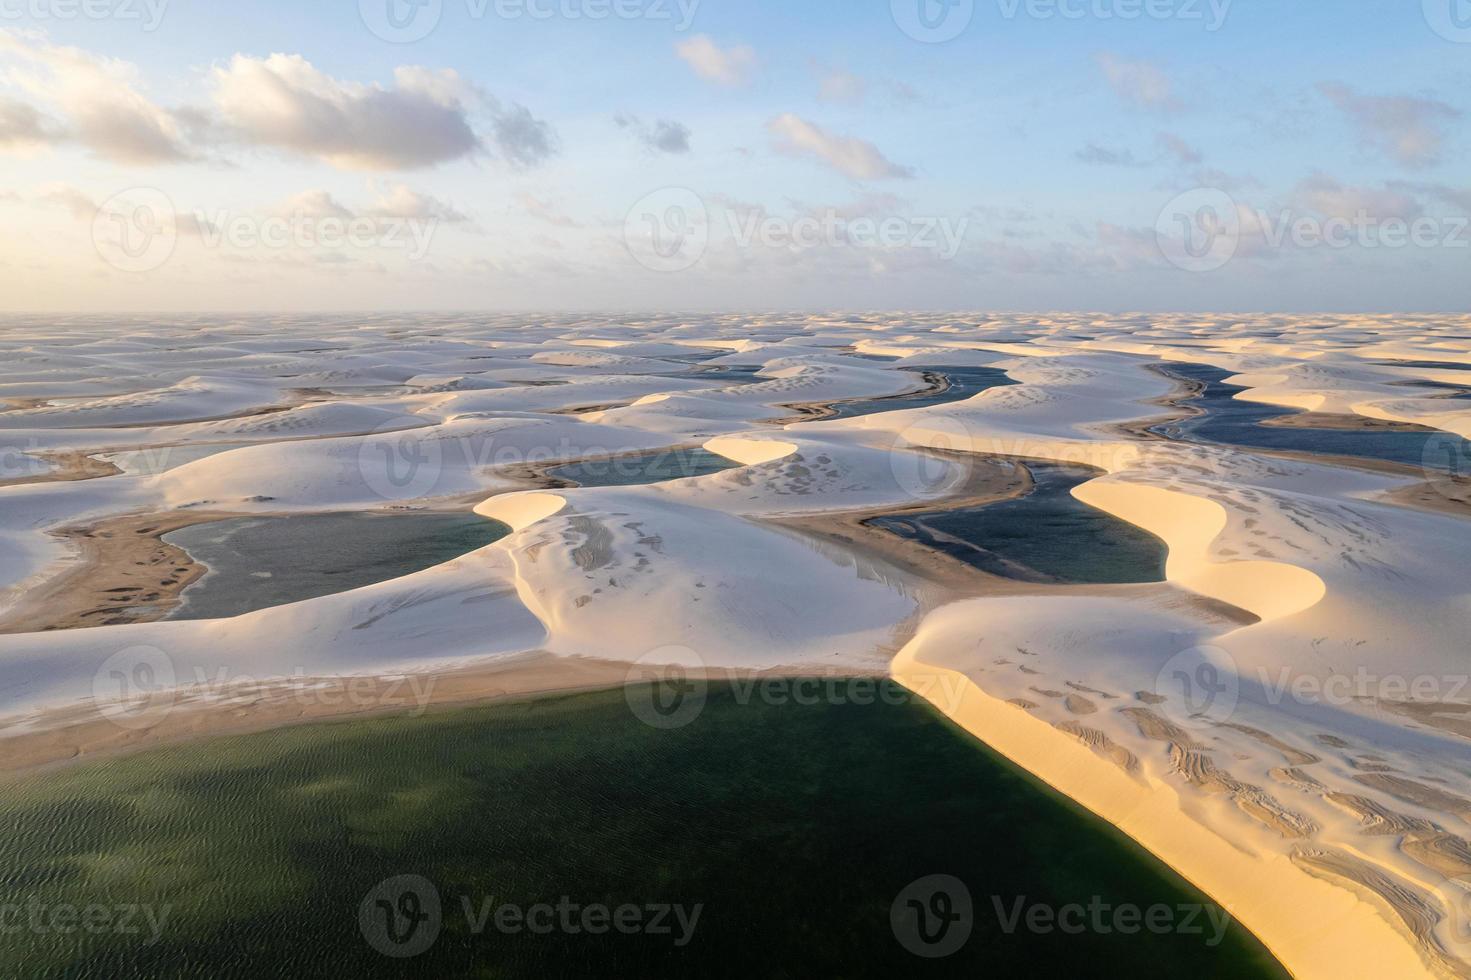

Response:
(0, 0), (1467, 313)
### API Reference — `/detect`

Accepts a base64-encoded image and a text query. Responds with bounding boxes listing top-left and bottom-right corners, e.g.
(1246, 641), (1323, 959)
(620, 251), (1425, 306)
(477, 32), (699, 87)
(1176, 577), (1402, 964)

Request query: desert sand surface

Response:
(3, 311), (1471, 978)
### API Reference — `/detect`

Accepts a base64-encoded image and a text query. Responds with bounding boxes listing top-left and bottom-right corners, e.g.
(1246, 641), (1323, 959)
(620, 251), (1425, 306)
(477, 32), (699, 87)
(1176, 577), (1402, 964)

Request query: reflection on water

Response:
(1392, 380), (1471, 400)
(823, 365), (1018, 421)
(1152, 363), (1471, 470)
(688, 365), (764, 384)
(1371, 359), (1471, 371)
(164, 512), (509, 620)
(651, 355), (763, 385)
(0, 684), (1286, 978)
(547, 448), (738, 487)
(871, 461), (1167, 584)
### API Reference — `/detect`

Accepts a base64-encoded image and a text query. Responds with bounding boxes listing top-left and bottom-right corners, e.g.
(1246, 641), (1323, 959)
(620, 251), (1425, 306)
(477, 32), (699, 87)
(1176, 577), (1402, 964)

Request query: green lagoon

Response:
(0, 683), (1286, 978)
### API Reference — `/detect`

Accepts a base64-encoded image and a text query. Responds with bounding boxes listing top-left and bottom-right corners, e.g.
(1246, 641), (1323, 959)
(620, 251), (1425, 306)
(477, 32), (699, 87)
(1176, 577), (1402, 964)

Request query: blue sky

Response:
(1, 0), (1467, 311)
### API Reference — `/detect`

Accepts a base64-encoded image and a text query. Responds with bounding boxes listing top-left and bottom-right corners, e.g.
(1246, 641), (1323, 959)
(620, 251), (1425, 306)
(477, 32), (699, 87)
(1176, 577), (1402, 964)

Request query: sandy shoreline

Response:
(0, 652), (880, 779)
(1262, 411), (1436, 432)
(0, 450), (122, 489)
(1127, 364), (1471, 521)
(0, 509), (243, 634)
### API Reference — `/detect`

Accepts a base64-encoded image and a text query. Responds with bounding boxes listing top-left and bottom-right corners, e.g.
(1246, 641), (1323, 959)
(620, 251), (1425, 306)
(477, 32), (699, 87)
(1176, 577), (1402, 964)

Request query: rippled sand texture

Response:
(3, 311), (1471, 979)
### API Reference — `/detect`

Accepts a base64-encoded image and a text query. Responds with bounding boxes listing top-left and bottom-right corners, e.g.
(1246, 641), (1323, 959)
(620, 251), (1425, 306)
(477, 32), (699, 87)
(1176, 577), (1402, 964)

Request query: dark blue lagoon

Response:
(547, 447), (739, 487)
(164, 512), (509, 620)
(1152, 363), (1471, 471)
(823, 365), (1019, 421)
(871, 461), (1168, 584)
(653, 363), (764, 385)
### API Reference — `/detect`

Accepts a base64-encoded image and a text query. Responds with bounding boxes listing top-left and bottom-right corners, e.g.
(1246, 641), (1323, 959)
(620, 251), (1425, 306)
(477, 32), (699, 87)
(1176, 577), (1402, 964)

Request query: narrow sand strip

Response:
(890, 648), (1441, 980)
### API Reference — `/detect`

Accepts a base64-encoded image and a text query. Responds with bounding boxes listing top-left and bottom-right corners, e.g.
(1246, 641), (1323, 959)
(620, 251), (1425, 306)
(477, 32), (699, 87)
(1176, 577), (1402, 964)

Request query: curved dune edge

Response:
(1073, 481), (1327, 622)
(890, 420), (1328, 622)
(889, 647), (1439, 980)
(1192, 360), (1471, 442)
(702, 435), (800, 466)
(475, 491), (568, 531)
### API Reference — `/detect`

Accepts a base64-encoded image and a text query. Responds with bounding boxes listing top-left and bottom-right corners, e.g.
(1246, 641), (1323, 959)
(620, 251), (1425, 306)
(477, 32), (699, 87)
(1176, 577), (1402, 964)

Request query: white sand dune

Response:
(2, 311), (1471, 977)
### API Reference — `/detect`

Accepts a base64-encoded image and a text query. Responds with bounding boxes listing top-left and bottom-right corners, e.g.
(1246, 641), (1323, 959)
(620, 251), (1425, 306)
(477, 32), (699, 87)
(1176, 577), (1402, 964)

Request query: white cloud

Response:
(370, 184), (469, 223)
(817, 68), (866, 105)
(614, 114), (691, 154)
(1097, 53), (1178, 111)
(1388, 181), (1471, 213)
(1317, 83), (1460, 169)
(1075, 143), (1141, 167)
(210, 54), (481, 170)
(487, 102), (558, 169)
(0, 30), (190, 163)
(276, 185), (469, 223)
(767, 114), (912, 181)
(1156, 132), (1201, 165)
(1291, 174), (1422, 221)
(516, 192), (580, 228)
(0, 96), (57, 150)
(675, 35), (756, 87)
(278, 189), (355, 220)
(36, 182), (96, 220)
